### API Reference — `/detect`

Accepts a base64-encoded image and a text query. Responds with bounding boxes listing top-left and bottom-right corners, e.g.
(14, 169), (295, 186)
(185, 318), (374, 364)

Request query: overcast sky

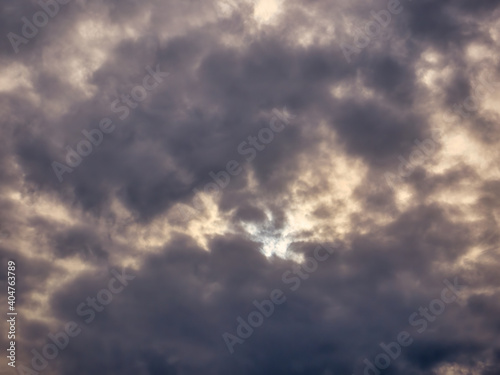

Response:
(1, 0), (500, 374)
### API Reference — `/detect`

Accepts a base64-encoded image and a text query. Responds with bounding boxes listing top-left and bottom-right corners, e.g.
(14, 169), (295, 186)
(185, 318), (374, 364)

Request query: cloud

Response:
(1, 0), (500, 374)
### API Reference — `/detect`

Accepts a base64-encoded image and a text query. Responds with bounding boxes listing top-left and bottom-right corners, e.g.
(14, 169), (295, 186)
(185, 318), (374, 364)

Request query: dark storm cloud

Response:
(36, 227), (498, 375)
(6, 0), (419, 220)
(50, 225), (108, 260)
(233, 204), (267, 223)
(329, 97), (425, 167)
(2, 0), (500, 374)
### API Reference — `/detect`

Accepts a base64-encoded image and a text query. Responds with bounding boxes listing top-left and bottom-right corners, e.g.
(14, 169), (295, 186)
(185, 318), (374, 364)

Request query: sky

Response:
(1, 0), (500, 374)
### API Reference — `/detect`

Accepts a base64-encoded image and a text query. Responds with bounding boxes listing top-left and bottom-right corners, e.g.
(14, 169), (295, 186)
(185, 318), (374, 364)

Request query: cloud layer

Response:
(1, 0), (500, 374)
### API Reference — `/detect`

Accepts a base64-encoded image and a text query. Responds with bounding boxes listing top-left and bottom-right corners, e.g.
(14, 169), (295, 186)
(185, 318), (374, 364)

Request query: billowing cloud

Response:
(1, 0), (500, 374)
